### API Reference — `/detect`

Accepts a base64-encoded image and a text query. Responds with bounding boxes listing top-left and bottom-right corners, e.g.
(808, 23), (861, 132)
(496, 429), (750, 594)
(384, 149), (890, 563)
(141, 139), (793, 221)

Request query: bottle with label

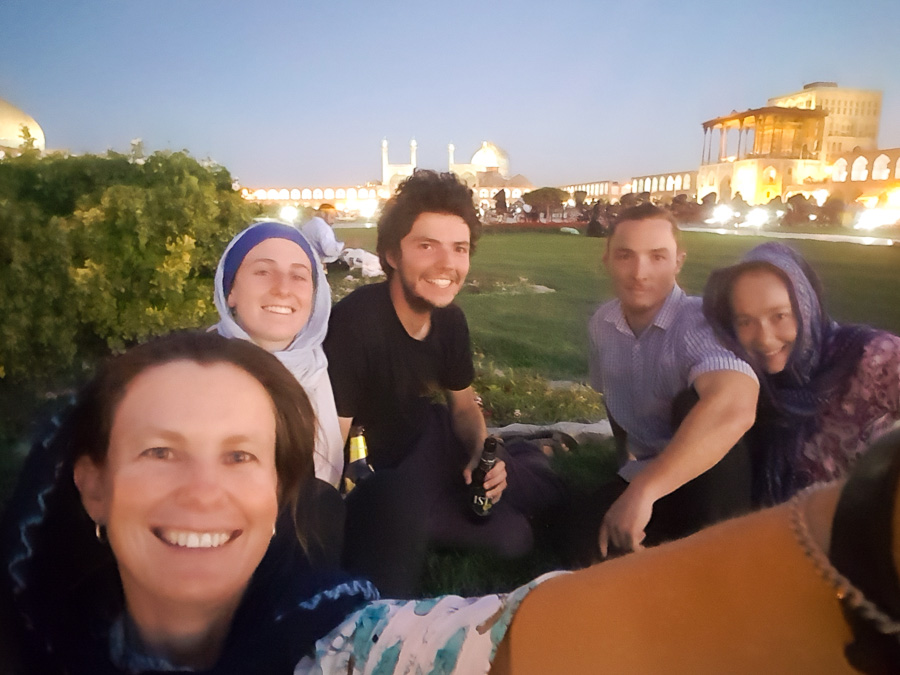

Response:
(470, 436), (500, 518)
(342, 426), (374, 495)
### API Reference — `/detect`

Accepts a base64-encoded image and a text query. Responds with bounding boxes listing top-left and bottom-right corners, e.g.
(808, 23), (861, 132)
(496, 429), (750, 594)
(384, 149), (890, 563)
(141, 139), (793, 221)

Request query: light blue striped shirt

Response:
(588, 284), (756, 481)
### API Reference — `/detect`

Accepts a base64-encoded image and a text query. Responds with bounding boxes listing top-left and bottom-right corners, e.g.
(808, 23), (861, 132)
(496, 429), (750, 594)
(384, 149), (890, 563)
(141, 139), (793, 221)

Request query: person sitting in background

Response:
(0, 332), (553, 675)
(703, 241), (900, 506)
(301, 203), (344, 265)
(213, 221), (343, 488)
(570, 203), (758, 564)
(323, 171), (563, 598)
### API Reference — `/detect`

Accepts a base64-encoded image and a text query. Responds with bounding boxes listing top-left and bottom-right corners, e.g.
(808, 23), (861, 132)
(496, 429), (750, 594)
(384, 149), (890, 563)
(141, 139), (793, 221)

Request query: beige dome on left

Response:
(0, 97), (45, 151)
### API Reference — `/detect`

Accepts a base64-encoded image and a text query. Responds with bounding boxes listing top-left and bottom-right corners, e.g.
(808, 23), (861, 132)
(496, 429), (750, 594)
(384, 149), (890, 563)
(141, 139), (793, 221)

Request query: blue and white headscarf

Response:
(213, 222), (331, 387)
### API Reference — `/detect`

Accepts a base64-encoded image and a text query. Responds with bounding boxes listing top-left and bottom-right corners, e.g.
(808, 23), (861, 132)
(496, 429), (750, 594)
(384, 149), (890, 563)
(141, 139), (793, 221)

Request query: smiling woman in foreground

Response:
(0, 333), (547, 674)
(0, 333), (377, 673)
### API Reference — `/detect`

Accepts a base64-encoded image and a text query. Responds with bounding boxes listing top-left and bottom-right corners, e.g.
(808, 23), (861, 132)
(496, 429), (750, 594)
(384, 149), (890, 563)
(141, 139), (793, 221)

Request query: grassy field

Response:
(340, 226), (900, 381)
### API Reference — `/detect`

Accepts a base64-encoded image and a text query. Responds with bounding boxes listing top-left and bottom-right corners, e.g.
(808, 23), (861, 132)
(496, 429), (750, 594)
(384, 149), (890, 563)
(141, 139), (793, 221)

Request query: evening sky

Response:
(2, 0), (899, 188)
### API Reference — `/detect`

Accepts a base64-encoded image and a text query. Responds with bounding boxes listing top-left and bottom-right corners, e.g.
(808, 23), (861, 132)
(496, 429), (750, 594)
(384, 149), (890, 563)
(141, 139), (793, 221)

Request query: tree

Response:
(523, 187), (568, 218)
(18, 125), (39, 156)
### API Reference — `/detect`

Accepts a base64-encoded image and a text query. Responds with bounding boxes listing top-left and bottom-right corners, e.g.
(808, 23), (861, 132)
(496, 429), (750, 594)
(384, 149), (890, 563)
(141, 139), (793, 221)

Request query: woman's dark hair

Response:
(376, 170), (482, 278)
(67, 331), (316, 546)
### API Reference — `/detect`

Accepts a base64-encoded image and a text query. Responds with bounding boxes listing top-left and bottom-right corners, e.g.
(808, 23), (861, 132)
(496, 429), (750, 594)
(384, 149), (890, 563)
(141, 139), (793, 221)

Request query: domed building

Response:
(0, 97), (45, 157)
(454, 141), (510, 179)
(449, 141), (533, 209)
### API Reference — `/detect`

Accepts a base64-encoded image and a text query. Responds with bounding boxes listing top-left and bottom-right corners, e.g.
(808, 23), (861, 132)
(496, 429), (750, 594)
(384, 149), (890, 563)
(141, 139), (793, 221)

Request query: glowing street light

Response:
(279, 205), (299, 223)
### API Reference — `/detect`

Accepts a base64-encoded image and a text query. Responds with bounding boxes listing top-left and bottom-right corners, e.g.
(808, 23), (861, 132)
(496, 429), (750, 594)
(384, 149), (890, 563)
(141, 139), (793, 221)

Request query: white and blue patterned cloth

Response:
(588, 284), (756, 481)
(295, 572), (564, 674)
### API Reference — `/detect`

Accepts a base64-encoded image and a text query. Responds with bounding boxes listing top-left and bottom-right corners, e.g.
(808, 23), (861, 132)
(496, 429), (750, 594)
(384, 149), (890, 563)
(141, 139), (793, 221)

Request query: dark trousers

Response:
(561, 387), (752, 567)
(342, 404), (564, 598)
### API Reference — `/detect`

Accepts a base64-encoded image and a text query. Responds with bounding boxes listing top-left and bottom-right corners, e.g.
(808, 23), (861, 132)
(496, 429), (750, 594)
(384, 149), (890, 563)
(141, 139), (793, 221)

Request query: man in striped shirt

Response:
(578, 203), (759, 562)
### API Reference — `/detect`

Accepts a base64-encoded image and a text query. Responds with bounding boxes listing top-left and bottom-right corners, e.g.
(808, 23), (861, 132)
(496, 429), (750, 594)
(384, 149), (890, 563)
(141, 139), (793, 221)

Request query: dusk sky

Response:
(3, 0), (899, 189)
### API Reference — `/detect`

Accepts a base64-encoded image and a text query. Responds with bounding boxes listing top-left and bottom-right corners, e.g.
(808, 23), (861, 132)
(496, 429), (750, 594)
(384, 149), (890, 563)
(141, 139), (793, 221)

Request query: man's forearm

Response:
(630, 370), (758, 504)
(448, 388), (488, 460)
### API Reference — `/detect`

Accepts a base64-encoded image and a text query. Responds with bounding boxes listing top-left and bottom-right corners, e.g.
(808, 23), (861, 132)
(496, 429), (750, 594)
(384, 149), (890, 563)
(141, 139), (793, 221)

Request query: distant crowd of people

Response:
(2, 171), (899, 673)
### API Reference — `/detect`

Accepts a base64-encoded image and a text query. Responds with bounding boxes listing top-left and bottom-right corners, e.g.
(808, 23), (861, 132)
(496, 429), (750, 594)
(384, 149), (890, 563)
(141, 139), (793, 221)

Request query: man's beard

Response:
(396, 268), (456, 313)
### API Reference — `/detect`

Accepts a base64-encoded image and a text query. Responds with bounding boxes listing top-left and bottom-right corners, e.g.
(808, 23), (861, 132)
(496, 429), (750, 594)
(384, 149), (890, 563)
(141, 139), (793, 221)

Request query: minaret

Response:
(448, 143), (455, 171)
(409, 139), (417, 168)
(382, 139), (389, 185)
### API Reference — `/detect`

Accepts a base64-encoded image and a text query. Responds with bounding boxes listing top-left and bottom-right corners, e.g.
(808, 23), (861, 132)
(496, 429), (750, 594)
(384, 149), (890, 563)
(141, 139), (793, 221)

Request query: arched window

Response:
(651, 177), (659, 193)
(336, 188), (346, 199)
(347, 188), (357, 200)
(764, 166), (777, 184)
(290, 189), (301, 200)
(277, 189), (289, 200)
(512, 189), (521, 198)
(313, 189), (323, 199)
(480, 189), (488, 198)
(324, 188), (335, 199)
(666, 176), (675, 191)
(674, 175), (682, 191)
(266, 189), (280, 200)
(302, 189), (312, 199)
(831, 157), (847, 183)
(850, 156), (868, 181)
(872, 154), (890, 180)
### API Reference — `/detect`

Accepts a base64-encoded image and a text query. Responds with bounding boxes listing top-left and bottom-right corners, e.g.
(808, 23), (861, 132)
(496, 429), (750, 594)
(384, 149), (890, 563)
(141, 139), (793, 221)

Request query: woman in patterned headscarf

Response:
(703, 242), (900, 506)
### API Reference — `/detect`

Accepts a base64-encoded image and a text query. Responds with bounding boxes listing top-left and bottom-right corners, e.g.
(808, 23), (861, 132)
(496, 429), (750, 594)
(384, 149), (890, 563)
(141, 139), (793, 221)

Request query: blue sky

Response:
(2, 0), (899, 188)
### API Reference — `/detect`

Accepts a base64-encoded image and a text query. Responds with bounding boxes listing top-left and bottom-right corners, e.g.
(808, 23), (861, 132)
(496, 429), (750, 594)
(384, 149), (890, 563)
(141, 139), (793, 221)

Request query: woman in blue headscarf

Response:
(703, 242), (900, 505)
(213, 221), (343, 487)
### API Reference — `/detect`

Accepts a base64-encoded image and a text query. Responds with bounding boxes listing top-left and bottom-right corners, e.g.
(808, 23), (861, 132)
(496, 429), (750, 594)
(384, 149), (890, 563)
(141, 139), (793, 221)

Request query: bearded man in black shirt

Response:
(324, 171), (561, 597)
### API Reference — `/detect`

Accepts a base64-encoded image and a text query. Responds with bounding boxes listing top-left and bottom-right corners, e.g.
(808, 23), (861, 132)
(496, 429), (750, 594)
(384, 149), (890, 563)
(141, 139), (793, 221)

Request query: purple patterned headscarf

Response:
(704, 242), (875, 504)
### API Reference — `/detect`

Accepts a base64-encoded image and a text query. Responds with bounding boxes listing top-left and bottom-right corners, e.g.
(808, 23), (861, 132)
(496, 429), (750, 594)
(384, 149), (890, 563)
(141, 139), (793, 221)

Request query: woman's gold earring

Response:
(95, 523), (106, 543)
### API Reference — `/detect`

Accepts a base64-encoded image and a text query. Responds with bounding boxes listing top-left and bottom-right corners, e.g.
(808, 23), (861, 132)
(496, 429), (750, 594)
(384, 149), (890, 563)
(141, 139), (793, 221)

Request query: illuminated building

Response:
(768, 82), (881, 159)
(381, 138), (417, 189)
(828, 148), (900, 199)
(629, 172), (695, 201)
(241, 139), (533, 215)
(448, 141), (534, 209)
(560, 179), (632, 203)
(697, 106), (828, 205)
(0, 97), (45, 157)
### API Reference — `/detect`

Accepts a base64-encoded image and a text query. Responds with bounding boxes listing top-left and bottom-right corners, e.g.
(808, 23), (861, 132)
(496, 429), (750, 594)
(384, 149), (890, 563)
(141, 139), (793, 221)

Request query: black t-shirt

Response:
(323, 282), (474, 469)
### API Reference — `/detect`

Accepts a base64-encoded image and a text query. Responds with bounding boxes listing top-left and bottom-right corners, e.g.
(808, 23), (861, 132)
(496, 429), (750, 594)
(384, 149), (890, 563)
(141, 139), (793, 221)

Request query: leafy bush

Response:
(0, 150), (256, 439)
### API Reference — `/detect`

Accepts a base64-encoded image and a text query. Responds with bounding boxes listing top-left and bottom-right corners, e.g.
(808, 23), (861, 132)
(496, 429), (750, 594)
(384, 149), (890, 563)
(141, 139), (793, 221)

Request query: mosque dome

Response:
(470, 141), (510, 177)
(0, 97), (46, 152)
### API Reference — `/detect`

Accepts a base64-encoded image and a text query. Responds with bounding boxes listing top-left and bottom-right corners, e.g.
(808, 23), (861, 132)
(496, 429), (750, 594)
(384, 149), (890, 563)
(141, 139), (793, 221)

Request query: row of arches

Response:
(478, 187), (523, 199)
(242, 186), (388, 202)
(633, 174), (693, 194)
(832, 154), (900, 182)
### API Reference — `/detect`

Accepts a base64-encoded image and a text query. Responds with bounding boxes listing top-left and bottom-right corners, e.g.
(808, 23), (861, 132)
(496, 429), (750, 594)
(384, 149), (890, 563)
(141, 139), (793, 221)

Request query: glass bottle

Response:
(470, 436), (500, 518)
